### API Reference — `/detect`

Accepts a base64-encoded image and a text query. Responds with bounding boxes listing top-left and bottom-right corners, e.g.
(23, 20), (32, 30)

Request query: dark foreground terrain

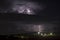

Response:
(0, 35), (60, 40)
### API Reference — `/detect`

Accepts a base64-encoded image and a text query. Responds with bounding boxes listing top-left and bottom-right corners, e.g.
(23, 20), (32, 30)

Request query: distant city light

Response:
(21, 36), (24, 38)
(38, 32), (40, 34)
(37, 32), (54, 36)
(50, 33), (53, 35)
(41, 33), (43, 36)
(44, 33), (47, 36)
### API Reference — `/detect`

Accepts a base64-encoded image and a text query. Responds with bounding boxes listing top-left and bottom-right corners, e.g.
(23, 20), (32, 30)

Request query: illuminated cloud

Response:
(0, 0), (46, 15)
(11, 1), (45, 15)
(12, 2), (36, 15)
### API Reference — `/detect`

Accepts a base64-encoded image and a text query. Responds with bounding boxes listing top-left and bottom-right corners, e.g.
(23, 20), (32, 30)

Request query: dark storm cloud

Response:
(0, 0), (11, 8)
(0, 0), (14, 13)
(0, 0), (46, 15)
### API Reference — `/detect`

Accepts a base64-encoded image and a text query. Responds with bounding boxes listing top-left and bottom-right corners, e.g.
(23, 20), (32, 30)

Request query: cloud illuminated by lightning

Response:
(0, 0), (46, 15)
(11, 1), (45, 15)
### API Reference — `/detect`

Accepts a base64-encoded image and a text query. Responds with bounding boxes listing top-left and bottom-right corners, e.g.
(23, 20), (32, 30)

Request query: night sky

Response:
(0, 0), (59, 35)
